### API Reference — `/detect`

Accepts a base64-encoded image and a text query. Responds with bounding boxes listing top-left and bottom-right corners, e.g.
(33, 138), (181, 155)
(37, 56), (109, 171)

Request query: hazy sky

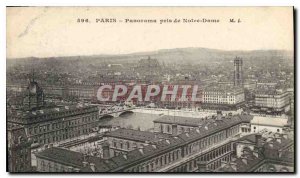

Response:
(7, 7), (293, 58)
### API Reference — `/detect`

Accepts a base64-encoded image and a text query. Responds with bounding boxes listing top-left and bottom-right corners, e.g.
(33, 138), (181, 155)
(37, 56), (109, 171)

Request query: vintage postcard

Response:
(6, 7), (294, 173)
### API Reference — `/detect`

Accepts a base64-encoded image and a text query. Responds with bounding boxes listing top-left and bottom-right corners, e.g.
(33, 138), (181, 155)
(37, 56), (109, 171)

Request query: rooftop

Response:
(7, 104), (98, 125)
(251, 116), (289, 127)
(154, 115), (204, 127)
(35, 147), (119, 172)
(218, 133), (294, 172)
(36, 114), (253, 172)
(104, 128), (171, 143)
(203, 84), (244, 93)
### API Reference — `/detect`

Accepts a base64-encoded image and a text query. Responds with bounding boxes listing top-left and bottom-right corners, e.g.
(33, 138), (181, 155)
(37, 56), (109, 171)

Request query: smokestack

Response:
(102, 141), (110, 159)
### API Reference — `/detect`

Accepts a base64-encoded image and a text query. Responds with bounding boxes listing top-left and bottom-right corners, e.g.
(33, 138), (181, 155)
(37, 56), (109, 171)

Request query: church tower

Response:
(23, 71), (45, 111)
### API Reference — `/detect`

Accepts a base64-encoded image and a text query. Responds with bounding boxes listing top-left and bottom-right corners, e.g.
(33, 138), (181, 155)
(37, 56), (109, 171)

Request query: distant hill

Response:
(7, 47), (294, 66)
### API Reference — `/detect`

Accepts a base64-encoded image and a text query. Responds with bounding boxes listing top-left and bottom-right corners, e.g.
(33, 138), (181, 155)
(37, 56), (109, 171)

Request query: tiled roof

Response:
(203, 84), (243, 93)
(35, 147), (118, 172)
(7, 104), (98, 125)
(104, 128), (171, 143)
(36, 147), (86, 168)
(37, 114), (253, 172)
(108, 115), (253, 171)
(153, 115), (204, 127)
(218, 133), (294, 172)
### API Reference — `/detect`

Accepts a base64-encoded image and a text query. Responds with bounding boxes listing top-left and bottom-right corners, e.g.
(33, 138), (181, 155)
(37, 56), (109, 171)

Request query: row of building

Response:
(34, 112), (293, 172)
(7, 81), (292, 114)
(7, 78), (101, 172)
(33, 111), (293, 172)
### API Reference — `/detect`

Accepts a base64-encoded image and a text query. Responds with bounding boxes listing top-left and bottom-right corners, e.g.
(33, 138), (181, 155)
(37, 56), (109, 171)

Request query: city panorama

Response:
(6, 7), (295, 173)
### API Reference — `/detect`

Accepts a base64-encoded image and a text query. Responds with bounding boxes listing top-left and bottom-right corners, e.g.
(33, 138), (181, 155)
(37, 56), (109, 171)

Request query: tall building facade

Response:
(7, 79), (100, 146)
(234, 57), (243, 86)
(201, 84), (245, 110)
(7, 124), (32, 172)
(254, 89), (290, 114)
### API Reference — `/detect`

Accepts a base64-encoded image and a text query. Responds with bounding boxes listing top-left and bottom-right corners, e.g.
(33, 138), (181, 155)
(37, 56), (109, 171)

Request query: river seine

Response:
(99, 112), (161, 132)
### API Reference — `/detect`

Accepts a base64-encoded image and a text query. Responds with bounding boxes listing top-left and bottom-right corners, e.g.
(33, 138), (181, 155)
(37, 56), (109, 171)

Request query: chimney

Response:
(74, 168), (80, 172)
(278, 150), (283, 158)
(221, 161), (227, 167)
(122, 152), (128, 160)
(217, 111), (222, 120)
(185, 131), (190, 137)
(268, 142), (274, 148)
(102, 141), (110, 159)
(275, 136), (282, 143)
(138, 145), (144, 155)
(255, 134), (262, 145)
(197, 161), (208, 172)
(154, 132), (158, 139)
(90, 163), (95, 172)
(253, 150), (259, 158)
(266, 137), (273, 142)
(165, 139), (170, 144)
(229, 162), (237, 171)
(172, 124), (178, 135)
(68, 166), (73, 172)
(204, 125), (208, 130)
(241, 156), (248, 165)
(282, 133), (288, 139)
(82, 161), (88, 167)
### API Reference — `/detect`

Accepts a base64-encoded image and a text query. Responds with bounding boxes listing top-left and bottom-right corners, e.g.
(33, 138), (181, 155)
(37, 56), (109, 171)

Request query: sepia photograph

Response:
(6, 6), (295, 173)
